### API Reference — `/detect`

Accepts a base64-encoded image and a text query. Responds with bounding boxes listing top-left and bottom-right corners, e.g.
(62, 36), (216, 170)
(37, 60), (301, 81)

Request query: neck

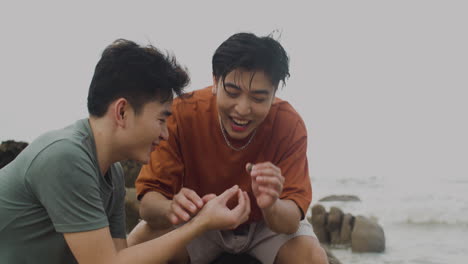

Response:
(218, 114), (256, 151)
(88, 117), (120, 176)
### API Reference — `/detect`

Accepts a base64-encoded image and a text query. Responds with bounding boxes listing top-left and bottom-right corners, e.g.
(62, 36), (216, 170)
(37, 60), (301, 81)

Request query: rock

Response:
(326, 207), (344, 245)
(310, 204), (330, 244)
(120, 160), (142, 188)
(351, 215), (385, 252)
(0, 140), (28, 169)
(125, 188), (140, 233)
(319, 195), (361, 202)
(340, 213), (354, 245)
(120, 161), (142, 232)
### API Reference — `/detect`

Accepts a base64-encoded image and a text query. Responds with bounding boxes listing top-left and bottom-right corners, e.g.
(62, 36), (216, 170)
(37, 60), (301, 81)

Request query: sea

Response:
(309, 174), (467, 264)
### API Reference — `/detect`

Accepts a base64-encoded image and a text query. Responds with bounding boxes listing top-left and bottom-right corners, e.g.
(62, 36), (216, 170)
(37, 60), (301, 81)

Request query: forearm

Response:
(261, 199), (301, 234)
(66, 186), (248, 264)
(139, 191), (173, 229)
(116, 218), (206, 264)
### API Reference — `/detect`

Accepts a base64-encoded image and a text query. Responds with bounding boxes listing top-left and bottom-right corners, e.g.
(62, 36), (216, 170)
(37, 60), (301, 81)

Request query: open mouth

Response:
(229, 117), (251, 132)
(151, 142), (159, 151)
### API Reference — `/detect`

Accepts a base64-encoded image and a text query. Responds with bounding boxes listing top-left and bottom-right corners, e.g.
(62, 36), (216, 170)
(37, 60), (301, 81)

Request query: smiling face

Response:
(123, 100), (172, 164)
(214, 69), (276, 140)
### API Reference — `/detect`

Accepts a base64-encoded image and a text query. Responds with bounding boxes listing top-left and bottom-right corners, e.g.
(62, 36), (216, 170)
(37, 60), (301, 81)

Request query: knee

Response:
(276, 236), (328, 264)
(310, 239), (328, 264)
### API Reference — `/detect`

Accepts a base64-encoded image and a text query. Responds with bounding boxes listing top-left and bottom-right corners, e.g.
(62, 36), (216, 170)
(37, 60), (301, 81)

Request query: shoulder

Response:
(29, 119), (93, 160)
(169, 87), (214, 126)
(38, 138), (90, 164)
(24, 138), (99, 195)
(26, 122), (97, 181)
(269, 98), (307, 133)
(27, 139), (95, 181)
(172, 86), (214, 113)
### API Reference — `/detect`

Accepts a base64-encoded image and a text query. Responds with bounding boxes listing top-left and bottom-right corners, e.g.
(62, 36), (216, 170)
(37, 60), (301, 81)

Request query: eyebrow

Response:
(224, 82), (271, 95)
(224, 82), (241, 90)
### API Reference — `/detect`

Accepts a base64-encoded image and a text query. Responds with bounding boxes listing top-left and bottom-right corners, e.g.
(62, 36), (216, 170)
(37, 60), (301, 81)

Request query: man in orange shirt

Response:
(128, 33), (328, 264)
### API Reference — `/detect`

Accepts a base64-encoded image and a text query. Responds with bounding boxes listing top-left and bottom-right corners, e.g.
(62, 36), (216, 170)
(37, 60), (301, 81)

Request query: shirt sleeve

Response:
(135, 112), (184, 200)
(108, 164), (127, 239)
(277, 119), (312, 220)
(26, 140), (109, 233)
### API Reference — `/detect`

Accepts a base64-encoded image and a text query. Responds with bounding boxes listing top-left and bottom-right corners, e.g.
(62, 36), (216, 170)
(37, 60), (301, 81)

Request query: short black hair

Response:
(87, 39), (190, 117)
(212, 32), (290, 89)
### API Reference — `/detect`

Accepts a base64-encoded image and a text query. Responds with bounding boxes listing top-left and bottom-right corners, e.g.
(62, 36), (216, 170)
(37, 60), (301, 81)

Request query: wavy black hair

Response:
(87, 39), (190, 117)
(212, 32), (289, 89)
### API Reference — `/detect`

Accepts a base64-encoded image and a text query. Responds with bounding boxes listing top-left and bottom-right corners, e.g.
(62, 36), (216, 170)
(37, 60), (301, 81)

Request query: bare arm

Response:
(139, 191), (174, 229)
(248, 162), (302, 234)
(140, 187), (208, 230)
(65, 186), (250, 264)
(65, 220), (205, 264)
(262, 199), (301, 234)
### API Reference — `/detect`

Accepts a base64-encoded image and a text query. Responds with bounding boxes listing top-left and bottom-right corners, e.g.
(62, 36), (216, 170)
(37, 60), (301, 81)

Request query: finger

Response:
(171, 203), (191, 222)
(217, 185), (239, 203)
(242, 191), (251, 222)
(202, 193), (217, 203)
(258, 185), (280, 198)
(256, 175), (283, 186)
(230, 189), (247, 218)
(174, 194), (199, 214)
(250, 167), (280, 177)
(182, 188), (204, 208)
(251, 162), (281, 174)
(168, 213), (180, 225)
(222, 190), (245, 230)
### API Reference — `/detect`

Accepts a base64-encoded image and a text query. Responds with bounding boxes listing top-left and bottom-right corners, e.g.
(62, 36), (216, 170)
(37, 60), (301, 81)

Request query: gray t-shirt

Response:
(0, 119), (126, 263)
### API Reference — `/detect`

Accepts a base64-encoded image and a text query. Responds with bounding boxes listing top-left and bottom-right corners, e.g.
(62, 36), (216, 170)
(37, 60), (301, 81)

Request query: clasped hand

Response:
(168, 186), (250, 231)
(247, 162), (285, 209)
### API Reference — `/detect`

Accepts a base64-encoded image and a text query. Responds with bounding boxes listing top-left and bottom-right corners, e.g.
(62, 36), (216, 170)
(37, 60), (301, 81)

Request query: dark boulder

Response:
(309, 204), (385, 254)
(125, 188), (140, 233)
(0, 140), (28, 169)
(339, 213), (354, 245)
(351, 215), (385, 253)
(326, 207), (344, 245)
(319, 195), (361, 202)
(310, 204), (330, 244)
(120, 160), (142, 188)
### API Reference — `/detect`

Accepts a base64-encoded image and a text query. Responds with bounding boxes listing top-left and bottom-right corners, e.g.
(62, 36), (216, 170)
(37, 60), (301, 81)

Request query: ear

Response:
(212, 76), (218, 94)
(270, 86), (278, 106)
(113, 98), (129, 128)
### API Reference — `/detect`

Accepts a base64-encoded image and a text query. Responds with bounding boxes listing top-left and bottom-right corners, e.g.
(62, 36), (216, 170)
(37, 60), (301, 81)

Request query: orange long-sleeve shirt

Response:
(136, 87), (312, 223)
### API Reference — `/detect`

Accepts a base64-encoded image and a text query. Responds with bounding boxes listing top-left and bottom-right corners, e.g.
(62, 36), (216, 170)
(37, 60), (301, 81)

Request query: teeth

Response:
(232, 118), (249, 126)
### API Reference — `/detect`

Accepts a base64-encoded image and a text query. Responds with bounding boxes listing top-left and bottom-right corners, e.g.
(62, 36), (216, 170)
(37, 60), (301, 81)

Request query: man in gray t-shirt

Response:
(0, 119), (126, 263)
(0, 39), (251, 264)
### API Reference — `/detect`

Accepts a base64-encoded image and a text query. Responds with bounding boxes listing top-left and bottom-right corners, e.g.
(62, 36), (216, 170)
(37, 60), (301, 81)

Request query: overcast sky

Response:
(1, 1), (467, 181)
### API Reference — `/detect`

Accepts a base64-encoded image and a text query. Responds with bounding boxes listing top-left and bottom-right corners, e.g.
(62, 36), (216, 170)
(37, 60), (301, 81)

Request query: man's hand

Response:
(168, 187), (208, 225)
(195, 185), (251, 230)
(247, 162), (285, 209)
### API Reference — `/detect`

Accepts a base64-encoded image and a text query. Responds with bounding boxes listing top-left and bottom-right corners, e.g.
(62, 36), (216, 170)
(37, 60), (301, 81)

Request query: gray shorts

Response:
(186, 220), (316, 264)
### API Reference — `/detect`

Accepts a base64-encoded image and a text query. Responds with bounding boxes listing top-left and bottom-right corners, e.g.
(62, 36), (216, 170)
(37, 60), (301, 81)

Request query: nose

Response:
(234, 97), (251, 116)
(159, 123), (169, 141)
